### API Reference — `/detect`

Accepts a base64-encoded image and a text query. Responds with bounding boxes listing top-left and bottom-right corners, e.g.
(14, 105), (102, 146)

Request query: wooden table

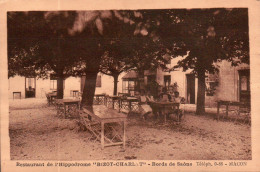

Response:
(13, 91), (21, 99)
(55, 99), (80, 118)
(105, 96), (121, 110)
(150, 102), (180, 123)
(94, 94), (106, 105)
(120, 97), (139, 113)
(82, 105), (127, 149)
(216, 100), (250, 120)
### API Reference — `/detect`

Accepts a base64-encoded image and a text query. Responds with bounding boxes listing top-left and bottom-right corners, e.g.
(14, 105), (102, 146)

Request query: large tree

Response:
(139, 9), (249, 114)
(99, 52), (129, 95)
(8, 11), (80, 99)
(8, 11), (140, 103)
(8, 10), (148, 108)
(98, 19), (166, 95)
(68, 10), (141, 107)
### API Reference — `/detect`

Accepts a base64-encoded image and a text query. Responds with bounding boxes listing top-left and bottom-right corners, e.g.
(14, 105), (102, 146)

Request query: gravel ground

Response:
(9, 99), (251, 160)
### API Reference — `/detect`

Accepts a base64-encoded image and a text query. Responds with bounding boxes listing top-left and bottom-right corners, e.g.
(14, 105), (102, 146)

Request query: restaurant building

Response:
(119, 56), (250, 108)
(8, 72), (125, 99)
(9, 57), (250, 109)
(141, 57), (250, 108)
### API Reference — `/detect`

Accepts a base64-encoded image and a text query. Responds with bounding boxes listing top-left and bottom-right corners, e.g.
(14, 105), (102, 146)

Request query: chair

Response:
(169, 97), (186, 122)
(76, 110), (101, 142)
(45, 93), (51, 106)
(179, 97), (186, 120)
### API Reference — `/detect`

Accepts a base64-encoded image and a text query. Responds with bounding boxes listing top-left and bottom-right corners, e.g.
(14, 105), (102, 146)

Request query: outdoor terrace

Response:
(9, 98), (251, 160)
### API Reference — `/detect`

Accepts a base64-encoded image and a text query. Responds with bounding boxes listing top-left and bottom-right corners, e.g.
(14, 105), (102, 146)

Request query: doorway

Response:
(239, 69), (250, 103)
(147, 75), (156, 85)
(186, 74), (195, 104)
(25, 77), (36, 98)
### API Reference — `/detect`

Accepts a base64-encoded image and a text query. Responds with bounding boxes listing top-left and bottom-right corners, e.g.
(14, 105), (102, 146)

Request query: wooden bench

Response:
(78, 105), (127, 149)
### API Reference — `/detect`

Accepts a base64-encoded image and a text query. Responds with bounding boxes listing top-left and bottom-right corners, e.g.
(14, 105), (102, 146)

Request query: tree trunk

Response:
(81, 71), (99, 109)
(80, 51), (102, 110)
(57, 77), (64, 99)
(113, 75), (119, 96)
(137, 68), (144, 91)
(196, 67), (206, 115)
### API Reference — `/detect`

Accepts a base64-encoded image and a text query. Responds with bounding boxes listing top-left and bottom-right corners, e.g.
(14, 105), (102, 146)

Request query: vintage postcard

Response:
(1, 0), (260, 171)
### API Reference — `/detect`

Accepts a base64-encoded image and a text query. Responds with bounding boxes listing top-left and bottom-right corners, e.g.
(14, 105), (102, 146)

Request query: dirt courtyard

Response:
(9, 99), (251, 160)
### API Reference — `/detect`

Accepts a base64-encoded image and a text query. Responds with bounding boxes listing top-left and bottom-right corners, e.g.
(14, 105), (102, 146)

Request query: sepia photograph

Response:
(6, 8), (252, 162)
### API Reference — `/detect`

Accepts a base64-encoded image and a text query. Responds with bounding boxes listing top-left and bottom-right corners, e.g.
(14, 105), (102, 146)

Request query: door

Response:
(25, 78), (36, 98)
(147, 75), (156, 85)
(239, 70), (250, 103)
(186, 74), (195, 104)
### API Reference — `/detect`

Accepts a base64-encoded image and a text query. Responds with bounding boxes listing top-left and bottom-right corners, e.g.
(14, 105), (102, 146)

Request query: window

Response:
(205, 73), (219, 96)
(122, 81), (128, 93)
(50, 80), (57, 90)
(96, 75), (101, 87)
(50, 74), (57, 90)
(205, 81), (218, 96)
(128, 81), (135, 91)
(25, 78), (36, 98)
(240, 76), (248, 91)
(122, 80), (137, 94)
(239, 69), (250, 102)
(26, 78), (35, 89)
(50, 74), (65, 90)
(164, 75), (171, 88)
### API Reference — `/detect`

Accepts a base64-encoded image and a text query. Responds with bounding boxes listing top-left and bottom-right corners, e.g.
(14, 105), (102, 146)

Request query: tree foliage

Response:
(138, 9), (249, 114)
(140, 9), (249, 72)
(8, 9), (249, 111)
(8, 12), (82, 98)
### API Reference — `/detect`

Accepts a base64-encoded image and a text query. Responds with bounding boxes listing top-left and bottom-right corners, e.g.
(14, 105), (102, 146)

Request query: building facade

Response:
(9, 72), (125, 99)
(142, 57), (250, 108)
(9, 58), (250, 109)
